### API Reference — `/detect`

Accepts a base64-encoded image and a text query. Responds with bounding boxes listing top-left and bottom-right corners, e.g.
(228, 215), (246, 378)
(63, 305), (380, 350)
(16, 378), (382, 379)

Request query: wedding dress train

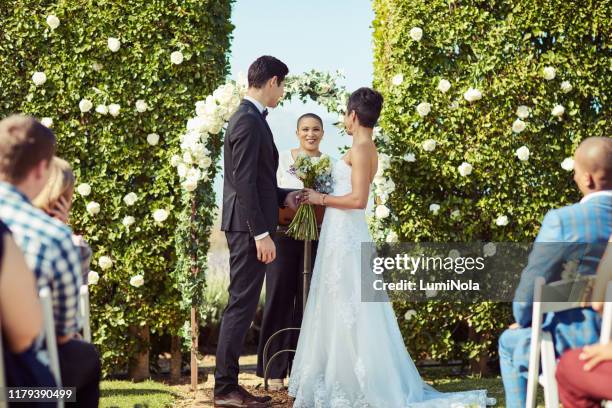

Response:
(288, 159), (488, 408)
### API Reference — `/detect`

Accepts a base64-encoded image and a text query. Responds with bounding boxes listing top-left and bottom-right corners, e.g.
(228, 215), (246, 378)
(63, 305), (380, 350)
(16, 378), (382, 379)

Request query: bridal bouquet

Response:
(286, 153), (334, 241)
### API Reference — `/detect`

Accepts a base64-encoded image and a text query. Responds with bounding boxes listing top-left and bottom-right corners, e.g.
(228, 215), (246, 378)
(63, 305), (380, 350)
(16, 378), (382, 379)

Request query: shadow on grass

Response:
(100, 388), (181, 398)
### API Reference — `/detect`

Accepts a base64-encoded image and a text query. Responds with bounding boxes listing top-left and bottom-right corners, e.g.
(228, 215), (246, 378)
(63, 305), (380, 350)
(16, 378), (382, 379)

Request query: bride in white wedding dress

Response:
(287, 88), (489, 408)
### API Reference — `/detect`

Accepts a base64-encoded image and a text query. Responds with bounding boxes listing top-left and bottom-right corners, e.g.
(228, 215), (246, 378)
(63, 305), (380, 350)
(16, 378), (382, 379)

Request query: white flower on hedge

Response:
(416, 102), (431, 117)
(516, 105), (530, 119)
(429, 203), (440, 214)
(95, 104), (108, 115)
(177, 163), (187, 178)
(437, 79), (451, 93)
(457, 162), (473, 177)
(495, 215), (509, 226)
(463, 87), (482, 102)
(46, 15), (60, 30)
(135, 99), (148, 113)
(551, 104), (565, 117)
(108, 103), (121, 117)
(87, 271), (99, 285)
(449, 100), (460, 110)
(32, 72), (47, 86)
(512, 119), (526, 133)
(422, 139), (437, 152)
(86, 201), (100, 216)
(123, 192), (138, 206)
(182, 178), (198, 192)
(561, 157), (574, 171)
(92, 62), (103, 72)
(170, 155), (181, 167)
(386, 230), (399, 243)
(403, 153), (416, 162)
(147, 133), (160, 146)
(409, 27), (423, 41)
(122, 216), (135, 228)
(129, 274), (144, 288)
(425, 289), (438, 298)
(107, 37), (121, 52)
(404, 309), (417, 321)
(153, 209), (169, 223)
(98, 256), (113, 270)
(170, 51), (184, 65)
(41, 117), (53, 128)
(375, 205), (390, 219)
(542, 66), (556, 80)
(516, 146), (530, 161)
(77, 183), (91, 196)
(391, 73), (404, 86)
(451, 209), (461, 219)
(483, 242), (497, 257)
(79, 99), (93, 113)
(560, 81), (573, 93)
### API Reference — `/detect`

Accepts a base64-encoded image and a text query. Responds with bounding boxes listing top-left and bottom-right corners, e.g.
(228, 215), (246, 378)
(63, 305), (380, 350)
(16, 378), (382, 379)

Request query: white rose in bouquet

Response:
(46, 15), (60, 30)
(422, 139), (437, 152)
(153, 209), (169, 223)
(96, 104), (109, 115)
(437, 79), (451, 93)
(87, 271), (99, 285)
(86, 201), (100, 216)
(77, 183), (91, 196)
(457, 162), (473, 177)
(512, 119), (526, 133)
(123, 192), (138, 206)
(108, 103), (121, 117)
(130, 274), (145, 288)
(516, 146), (530, 161)
(551, 104), (565, 117)
(561, 157), (574, 171)
(495, 215), (509, 226)
(147, 133), (160, 146)
(98, 256), (113, 270)
(122, 216), (135, 227)
(392, 73), (404, 86)
(463, 87), (482, 102)
(516, 105), (530, 119)
(107, 37), (121, 52)
(32, 72), (47, 86)
(170, 51), (184, 65)
(41, 117), (53, 128)
(409, 27), (423, 41)
(416, 102), (431, 117)
(560, 81), (573, 93)
(135, 99), (148, 113)
(542, 66), (556, 80)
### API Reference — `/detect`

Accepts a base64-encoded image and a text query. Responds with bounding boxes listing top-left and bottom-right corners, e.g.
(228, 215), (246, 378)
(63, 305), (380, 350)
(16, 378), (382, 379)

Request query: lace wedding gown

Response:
(288, 159), (488, 408)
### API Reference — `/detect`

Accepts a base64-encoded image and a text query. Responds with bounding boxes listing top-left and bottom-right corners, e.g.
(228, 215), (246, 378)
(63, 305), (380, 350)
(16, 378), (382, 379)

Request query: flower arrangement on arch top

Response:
(286, 153), (334, 241)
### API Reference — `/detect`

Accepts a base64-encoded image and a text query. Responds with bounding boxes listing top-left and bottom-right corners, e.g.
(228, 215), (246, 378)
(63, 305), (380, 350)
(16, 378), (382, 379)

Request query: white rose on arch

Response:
(409, 27), (423, 41)
(375, 205), (390, 219)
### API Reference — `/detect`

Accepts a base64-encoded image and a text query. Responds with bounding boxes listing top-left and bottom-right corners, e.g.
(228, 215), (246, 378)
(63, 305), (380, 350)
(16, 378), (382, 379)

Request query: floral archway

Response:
(170, 69), (396, 387)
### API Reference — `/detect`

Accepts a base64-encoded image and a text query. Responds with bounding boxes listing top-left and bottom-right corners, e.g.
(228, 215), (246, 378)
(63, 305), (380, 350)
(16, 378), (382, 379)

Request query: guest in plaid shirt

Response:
(0, 115), (100, 407)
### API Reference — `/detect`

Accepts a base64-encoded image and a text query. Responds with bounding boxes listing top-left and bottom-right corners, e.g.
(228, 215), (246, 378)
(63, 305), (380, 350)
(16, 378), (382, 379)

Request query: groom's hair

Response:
(347, 87), (383, 128)
(248, 56), (289, 89)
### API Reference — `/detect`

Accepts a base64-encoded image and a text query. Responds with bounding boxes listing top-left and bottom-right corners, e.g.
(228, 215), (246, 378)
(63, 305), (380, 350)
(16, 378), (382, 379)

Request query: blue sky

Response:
(213, 1), (375, 201)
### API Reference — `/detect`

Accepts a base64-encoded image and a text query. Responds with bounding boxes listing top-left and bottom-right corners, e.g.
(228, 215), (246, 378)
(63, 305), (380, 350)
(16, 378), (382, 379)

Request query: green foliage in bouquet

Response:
(0, 0), (233, 375)
(286, 154), (334, 241)
(372, 0), (609, 369)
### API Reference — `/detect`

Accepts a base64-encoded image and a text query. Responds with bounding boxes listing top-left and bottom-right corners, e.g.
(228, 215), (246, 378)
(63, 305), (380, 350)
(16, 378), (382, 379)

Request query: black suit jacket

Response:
(221, 99), (291, 236)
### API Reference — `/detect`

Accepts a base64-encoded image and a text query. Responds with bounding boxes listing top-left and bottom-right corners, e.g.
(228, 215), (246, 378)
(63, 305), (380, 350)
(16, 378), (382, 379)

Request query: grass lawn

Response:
(100, 380), (186, 408)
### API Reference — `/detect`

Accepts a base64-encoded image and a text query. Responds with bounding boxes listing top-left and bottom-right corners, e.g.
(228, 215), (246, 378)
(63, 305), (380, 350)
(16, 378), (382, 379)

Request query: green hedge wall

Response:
(373, 0), (610, 368)
(0, 0), (233, 375)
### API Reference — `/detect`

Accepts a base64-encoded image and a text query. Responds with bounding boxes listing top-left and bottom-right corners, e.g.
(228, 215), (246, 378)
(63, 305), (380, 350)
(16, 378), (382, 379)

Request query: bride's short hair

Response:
(346, 87), (383, 128)
(297, 113), (323, 128)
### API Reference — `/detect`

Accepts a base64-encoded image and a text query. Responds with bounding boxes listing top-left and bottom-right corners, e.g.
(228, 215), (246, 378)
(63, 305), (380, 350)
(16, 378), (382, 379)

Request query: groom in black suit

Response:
(216, 56), (299, 407)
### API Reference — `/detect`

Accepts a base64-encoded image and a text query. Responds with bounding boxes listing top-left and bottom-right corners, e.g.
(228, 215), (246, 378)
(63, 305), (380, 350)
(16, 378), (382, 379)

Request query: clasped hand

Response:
(297, 188), (324, 205)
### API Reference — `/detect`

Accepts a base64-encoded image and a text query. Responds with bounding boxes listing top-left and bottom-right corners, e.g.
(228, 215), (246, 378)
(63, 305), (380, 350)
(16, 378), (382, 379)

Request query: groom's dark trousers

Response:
(216, 99), (291, 395)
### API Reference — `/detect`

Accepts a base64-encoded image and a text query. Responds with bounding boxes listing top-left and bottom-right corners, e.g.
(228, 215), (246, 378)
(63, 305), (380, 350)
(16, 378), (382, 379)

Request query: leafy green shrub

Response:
(0, 0), (233, 375)
(372, 0), (609, 368)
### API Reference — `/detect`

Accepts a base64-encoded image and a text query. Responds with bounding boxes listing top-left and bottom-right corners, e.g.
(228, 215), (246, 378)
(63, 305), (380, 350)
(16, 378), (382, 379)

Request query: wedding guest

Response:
(256, 113), (325, 389)
(555, 235), (612, 408)
(0, 115), (100, 407)
(499, 136), (612, 407)
(33, 157), (92, 281)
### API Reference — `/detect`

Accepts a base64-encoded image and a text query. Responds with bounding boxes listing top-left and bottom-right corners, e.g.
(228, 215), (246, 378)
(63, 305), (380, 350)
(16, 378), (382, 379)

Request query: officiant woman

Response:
(256, 113), (326, 389)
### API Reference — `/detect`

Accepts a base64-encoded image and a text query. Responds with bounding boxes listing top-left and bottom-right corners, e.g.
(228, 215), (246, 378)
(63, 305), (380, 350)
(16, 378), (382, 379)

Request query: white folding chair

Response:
(0, 319), (7, 408)
(79, 285), (91, 343)
(526, 276), (596, 408)
(39, 287), (64, 408)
